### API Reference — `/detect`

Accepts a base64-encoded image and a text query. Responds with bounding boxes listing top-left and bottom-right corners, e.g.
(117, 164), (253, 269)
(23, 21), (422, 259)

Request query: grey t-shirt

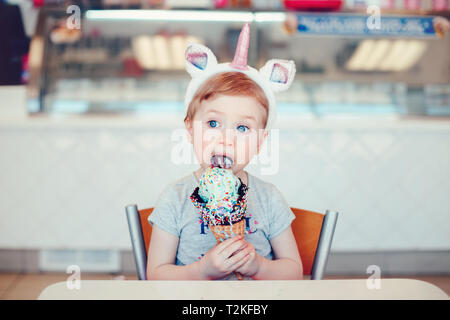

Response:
(148, 171), (295, 280)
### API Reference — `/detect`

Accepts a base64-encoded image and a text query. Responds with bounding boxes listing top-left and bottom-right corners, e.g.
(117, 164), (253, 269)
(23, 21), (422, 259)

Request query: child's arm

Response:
(236, 226), (303, 280)
(146, 225), (203, 280)
(254, 226), (303, 280)
(147, 226), (250, 280)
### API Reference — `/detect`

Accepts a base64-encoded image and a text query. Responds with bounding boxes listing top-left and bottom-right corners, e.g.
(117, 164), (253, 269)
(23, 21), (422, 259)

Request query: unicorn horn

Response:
(230, 23), (250, 70)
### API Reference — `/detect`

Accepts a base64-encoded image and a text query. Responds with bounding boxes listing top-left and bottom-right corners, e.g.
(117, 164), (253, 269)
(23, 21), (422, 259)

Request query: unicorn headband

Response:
(184, 23), (296, 129)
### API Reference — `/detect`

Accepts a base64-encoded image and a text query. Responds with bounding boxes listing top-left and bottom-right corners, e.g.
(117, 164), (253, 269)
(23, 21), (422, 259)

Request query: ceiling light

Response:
(86, 10), (254, 22)
(361, 40), (392, 71)
(346, 40), (375, 71)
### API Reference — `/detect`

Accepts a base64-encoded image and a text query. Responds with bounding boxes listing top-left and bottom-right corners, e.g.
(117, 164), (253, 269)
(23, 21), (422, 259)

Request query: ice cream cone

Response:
(209, 218), (246, 242)
(189, 167), (250, 280)
(209, 219), (246, 280)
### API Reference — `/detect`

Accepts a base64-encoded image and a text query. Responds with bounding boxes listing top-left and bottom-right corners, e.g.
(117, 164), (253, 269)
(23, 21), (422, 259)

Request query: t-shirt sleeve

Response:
(147, 185), (180, 237)
(267, 184), (295, 240)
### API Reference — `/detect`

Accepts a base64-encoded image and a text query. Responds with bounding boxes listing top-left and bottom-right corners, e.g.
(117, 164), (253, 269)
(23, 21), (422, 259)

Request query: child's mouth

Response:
(211, 155), (233, 169)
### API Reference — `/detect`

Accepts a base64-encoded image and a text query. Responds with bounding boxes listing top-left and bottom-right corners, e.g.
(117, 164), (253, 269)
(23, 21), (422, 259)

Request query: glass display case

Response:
(27, 6), (450, 116)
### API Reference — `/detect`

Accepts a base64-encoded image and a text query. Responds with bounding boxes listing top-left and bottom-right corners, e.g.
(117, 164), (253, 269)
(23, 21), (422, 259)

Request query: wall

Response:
(1, 87), (449, 252)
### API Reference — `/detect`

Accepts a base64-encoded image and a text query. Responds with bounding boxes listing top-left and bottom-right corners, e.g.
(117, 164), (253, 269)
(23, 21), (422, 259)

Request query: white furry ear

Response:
(185, 43), (218, 78)
(259, 59), (296, 92)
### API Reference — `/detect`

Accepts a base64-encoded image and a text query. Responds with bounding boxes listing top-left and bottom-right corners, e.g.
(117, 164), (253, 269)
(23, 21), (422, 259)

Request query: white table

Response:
(38, 279), (449, 300)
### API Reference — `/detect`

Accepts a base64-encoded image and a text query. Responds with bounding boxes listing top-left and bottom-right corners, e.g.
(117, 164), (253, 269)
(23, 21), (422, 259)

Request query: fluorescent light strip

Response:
(362, 40), (391, 71)
(378, 40), (427, 72)
(392, 41), (427, 72)
(86, 10), (254, 22)
(170, 35), (187, 69)
(153, 35), (171, 70)
(254, 12), (286, 23)
(346, 40), (375, 71)
(378, 40), (409, 71)
(132, 35), (155, 70)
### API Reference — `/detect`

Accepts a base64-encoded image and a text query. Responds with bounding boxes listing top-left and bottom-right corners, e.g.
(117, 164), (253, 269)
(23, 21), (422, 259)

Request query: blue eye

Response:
(208, 120), (219, 128)
(237, 125), (249, 133)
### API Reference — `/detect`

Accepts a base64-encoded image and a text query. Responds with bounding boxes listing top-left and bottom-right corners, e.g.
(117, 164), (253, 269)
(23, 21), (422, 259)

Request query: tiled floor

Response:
(1, 273), (449, 300)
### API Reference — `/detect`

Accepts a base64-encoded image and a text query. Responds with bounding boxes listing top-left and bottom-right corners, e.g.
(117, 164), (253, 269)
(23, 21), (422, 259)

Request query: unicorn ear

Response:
(259, 59), (296, 93)
(185, 43), (218, 78)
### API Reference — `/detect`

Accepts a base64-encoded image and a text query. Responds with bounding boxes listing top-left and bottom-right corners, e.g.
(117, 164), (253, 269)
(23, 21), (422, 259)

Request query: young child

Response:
(147, 23), (303, 280)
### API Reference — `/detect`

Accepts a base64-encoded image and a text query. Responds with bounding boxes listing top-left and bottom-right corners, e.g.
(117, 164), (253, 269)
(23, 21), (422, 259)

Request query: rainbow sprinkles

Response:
(190, 166), (248, 228)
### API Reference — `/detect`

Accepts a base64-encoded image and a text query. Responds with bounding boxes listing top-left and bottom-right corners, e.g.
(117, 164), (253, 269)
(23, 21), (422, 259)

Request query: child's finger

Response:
(220, 239), (247, 258)
(214, 236), (242, 253)
(226, 245), (250, 267)
(227, 250), (251, 271)
(213, 236), (240, 252)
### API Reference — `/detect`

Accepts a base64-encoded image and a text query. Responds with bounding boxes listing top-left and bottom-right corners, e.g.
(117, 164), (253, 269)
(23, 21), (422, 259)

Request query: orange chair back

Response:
(139, 207), (324, 276)
(290, 208), (324, 275)
(139, 208), (154, 255)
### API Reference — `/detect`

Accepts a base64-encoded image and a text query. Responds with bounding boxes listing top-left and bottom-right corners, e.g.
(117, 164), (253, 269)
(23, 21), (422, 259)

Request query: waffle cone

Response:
(209, 219), (246, 243)
(209, 219), (246, 280)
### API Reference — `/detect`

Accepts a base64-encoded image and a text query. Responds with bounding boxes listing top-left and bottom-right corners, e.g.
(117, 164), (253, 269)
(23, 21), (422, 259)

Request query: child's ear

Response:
(185, 43), (218, 78)
(184, 118), (194, 144)
(259, 59), (296, 93)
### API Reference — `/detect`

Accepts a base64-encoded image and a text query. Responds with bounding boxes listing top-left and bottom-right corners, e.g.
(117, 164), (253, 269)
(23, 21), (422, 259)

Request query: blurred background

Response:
(0, 0), (449, 299)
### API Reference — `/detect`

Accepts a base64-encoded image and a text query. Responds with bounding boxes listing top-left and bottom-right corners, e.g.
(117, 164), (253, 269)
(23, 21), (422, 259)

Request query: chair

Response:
(126, 205), (338, 280)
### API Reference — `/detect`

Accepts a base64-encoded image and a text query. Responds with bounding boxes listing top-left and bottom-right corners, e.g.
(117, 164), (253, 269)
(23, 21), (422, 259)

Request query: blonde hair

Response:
(184, 72), (269, 127)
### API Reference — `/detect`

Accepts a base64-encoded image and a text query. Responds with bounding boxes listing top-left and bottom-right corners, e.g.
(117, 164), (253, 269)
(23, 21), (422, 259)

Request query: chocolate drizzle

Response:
(190, 180), (248, 226)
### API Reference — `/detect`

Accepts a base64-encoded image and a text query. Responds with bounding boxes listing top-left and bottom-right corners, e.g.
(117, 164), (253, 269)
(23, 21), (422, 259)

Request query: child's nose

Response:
(217, 128), (234, 146)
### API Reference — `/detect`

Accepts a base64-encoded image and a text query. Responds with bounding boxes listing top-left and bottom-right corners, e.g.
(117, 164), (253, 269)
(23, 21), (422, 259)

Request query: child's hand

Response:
(234, 241), (261, 278)
(198, 235), (251, 280)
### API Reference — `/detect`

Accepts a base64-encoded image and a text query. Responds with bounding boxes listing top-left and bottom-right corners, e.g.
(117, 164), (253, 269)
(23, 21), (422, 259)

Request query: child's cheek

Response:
(196, 132), (218, 165)
(235, 134), (257, 164)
